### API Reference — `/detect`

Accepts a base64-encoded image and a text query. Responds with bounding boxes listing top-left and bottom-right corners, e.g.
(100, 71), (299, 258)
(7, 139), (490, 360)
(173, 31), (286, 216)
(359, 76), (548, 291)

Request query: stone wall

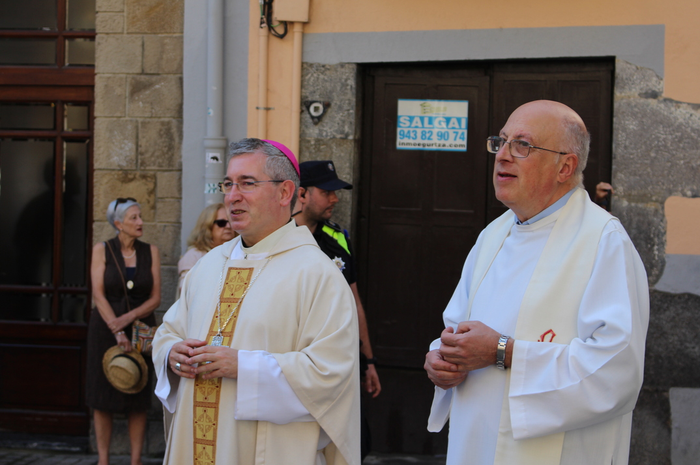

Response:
(613, 59), (700, 465)
(93, 0), (184, 455)
(300, 63), (361, 234)
(94, 0), (183, 318)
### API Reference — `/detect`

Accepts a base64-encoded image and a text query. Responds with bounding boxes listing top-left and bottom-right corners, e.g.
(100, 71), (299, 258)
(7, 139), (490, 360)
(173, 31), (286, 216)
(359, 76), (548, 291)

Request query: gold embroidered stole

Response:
(193, 267), (253, 465)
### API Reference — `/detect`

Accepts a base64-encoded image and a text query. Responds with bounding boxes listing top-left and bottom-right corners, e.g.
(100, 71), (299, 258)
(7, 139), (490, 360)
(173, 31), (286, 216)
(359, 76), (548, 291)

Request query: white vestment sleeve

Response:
(508, 223), (649, 439)
(235, 349), (314, 424)
(155, 347), (180, 413)
(427, 336), (453, 432)
(153, 265), (198, 415)
(427, 242), (479, 432)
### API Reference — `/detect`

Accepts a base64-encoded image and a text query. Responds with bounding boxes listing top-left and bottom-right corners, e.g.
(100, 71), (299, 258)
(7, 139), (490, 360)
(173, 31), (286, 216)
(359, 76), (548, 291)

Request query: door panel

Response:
(358, 65), (489, 455)
(0, 87), (93, 434)
(0, 323), (89, 434)
(0, 0), (94, 436)
(0, 344), (84, 409)
(364, 73), (489, 368)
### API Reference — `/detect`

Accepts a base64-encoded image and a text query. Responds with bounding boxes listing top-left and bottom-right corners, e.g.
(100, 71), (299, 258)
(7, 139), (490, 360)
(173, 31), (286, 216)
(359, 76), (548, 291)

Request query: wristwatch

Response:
(496, 334), (509, 370)
(366, 357), (377, 365)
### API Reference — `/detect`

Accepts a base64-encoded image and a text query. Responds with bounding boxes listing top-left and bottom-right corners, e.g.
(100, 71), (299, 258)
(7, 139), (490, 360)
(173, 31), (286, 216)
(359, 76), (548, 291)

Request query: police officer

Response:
(294, 160), (380, 459)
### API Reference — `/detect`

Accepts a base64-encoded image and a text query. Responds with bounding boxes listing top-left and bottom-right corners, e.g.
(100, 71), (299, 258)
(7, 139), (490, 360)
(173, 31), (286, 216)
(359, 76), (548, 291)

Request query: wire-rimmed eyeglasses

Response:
(486, 136), (568, 159)
(218, 180), (284, 194)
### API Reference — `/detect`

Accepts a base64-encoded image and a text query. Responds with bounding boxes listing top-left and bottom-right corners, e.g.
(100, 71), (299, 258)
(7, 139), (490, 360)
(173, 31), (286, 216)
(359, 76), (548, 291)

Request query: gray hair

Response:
(106, 198), (140, 232)
(561, 117), (590, 186)
(227, 138), (300, 212)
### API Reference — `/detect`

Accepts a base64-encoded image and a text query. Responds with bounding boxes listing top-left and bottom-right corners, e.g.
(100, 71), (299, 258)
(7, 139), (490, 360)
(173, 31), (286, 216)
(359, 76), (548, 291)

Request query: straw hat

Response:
(102, 346), (148, 394)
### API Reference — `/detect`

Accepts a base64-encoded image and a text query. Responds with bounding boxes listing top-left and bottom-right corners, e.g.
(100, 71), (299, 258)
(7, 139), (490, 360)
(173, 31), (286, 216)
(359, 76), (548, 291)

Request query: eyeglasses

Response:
(212, 219), (229, 228)
(114, 197), (136, 212)
(486, 136), (568, 159)
(218, 180), (283, 194)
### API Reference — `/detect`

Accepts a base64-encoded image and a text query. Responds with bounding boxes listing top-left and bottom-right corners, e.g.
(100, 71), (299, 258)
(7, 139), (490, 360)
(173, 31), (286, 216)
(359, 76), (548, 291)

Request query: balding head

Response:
(493, 100), (588, 222)
(515, 100), (590, 185)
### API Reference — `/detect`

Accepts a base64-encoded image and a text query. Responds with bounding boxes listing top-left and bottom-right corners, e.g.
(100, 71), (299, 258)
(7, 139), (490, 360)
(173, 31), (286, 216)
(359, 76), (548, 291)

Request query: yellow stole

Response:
(467, 188), (612, 465)
(193, 267), (254, 465)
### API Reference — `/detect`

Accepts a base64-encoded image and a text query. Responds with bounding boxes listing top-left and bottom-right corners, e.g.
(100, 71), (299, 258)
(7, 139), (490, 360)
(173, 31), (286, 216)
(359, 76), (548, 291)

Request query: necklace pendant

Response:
(126, 280), (134, 290)
(211, 335), (223, 346)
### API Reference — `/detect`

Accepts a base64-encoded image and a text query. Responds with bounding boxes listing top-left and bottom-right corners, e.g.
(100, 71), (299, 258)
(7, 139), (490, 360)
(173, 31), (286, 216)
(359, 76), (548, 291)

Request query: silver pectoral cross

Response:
(211, 335), (223, 346)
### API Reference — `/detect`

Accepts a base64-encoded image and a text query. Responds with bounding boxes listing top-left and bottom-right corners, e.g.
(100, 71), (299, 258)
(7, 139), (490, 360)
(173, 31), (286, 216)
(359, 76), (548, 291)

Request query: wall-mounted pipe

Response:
(257, 22), (270, 139)
(203, 0), (227, 206)
(289, 21), (304, 156)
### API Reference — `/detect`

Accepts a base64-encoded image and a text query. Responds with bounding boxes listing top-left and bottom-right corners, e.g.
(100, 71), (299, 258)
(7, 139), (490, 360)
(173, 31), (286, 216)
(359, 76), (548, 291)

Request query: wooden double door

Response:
(357, 59), (613, 454)
(0, 1), (95, 435)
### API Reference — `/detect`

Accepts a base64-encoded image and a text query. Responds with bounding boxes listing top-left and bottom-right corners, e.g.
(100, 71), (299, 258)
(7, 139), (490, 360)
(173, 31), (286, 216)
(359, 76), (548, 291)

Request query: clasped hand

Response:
(424, 321), (500, 389)
(169, 338), (239, 380)
(108, 312), (134, 333)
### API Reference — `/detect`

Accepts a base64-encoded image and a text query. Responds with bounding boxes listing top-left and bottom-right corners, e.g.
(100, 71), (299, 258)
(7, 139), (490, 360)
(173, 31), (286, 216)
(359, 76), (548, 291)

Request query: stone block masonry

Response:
(300, 63), (360, 234)
(614, 59), (700, 465)
(93, 1), (183, 454)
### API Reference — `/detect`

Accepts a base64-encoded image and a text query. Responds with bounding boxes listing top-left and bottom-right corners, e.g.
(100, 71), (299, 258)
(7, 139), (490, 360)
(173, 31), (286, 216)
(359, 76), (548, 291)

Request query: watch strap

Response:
(496, 334), (509, 370)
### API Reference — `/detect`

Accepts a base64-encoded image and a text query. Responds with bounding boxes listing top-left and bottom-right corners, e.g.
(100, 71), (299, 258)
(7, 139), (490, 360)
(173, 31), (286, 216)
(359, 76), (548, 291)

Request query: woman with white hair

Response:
(86, 198), (161, 465)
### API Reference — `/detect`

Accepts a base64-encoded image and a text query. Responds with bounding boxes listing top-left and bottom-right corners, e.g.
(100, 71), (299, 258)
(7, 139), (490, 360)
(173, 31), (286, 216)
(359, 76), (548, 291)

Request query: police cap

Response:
(299, 160), (353, 191)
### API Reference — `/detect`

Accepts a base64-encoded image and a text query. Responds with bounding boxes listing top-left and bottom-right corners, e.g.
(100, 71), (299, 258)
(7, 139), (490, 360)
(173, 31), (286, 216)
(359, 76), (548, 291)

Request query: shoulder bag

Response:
(105, 240), (157, 354)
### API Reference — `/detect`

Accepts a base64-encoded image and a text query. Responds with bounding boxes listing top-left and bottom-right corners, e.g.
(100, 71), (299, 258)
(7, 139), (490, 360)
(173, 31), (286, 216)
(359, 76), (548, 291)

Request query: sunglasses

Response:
(114, 197), (137, 212)
(212, 219), (230, 228)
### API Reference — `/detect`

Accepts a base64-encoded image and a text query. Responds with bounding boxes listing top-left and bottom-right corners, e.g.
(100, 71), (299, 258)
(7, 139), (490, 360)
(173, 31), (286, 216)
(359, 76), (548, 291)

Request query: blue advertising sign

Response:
(396, 99), (468, 151)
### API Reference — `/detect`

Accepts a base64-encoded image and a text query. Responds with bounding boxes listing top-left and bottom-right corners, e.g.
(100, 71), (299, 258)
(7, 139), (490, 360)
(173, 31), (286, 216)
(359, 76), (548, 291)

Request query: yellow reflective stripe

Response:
(322, 225), (350, 255)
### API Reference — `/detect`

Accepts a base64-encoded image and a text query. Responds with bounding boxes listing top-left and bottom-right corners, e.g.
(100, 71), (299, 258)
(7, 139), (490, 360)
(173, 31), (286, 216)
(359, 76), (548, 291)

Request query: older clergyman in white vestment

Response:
(153, 138), (361, 465)
(424, 100), (649, 465)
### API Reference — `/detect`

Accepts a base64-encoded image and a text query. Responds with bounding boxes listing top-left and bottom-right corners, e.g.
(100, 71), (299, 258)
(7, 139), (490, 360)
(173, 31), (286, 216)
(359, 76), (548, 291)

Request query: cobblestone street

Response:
(0, 451), (160, 465)
(0, 451), (445, 465)
(0, 432), (446, 465)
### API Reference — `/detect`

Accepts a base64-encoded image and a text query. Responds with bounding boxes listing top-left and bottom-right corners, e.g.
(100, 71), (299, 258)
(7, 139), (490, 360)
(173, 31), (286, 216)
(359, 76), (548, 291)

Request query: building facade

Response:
(1, 0), (699, 462)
